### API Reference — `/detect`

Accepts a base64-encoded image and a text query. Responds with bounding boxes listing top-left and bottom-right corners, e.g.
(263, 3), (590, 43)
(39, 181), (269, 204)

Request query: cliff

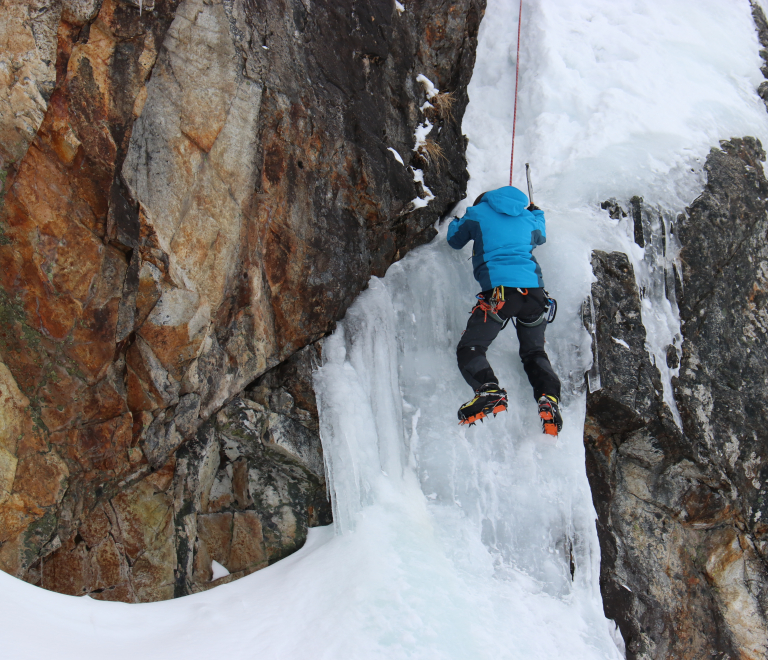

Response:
(584, 139), (768, 658)
(581, 5), (768, 656)
(0, 0), (483, 600)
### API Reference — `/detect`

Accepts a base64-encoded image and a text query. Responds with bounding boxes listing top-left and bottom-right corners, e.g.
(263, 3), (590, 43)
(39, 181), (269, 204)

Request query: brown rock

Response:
(78, 503), (111, 547)
(88, 533), (125, 592)
(0, 493), (43, 544)
(231, 457), (252, 509)
(110, 478), (173, 561)
(44, 536), (88, 596)
(145, 455), (176, 493)
(0, 361), (30, 456)
(62, 0), (102, 26)
(137, 287), (208, 381)
(0, 446), (17, 506)
(89, 582), (137, 603)
(206, 466), (233, 513)
(68, 413), (132, 474)
(0, 0), (481, 601)
(195, 511), (232, 580)
(125, 342), (165, 412)
(0, 0), (58, 170)
(704, 528), (768, 660)
(130, 551), (175, 603)
(229, 511), (266, 573)
(11, 450), (69, 508)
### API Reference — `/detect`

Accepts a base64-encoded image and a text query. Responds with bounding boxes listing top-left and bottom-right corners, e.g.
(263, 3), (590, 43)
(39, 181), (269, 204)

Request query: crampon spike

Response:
(542, 422), (558, 436)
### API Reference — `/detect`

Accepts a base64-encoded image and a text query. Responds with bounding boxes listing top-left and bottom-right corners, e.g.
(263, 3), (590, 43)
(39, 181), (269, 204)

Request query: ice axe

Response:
(525, 163), (535, 207)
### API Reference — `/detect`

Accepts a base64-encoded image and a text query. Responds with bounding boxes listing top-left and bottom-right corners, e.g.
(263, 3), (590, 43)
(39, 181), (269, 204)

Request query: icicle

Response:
(583, 295), (601, 393)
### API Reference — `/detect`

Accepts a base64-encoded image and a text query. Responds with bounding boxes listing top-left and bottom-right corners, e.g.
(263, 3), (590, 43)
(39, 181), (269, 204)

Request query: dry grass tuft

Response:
(417, 138), (447, 170)
(432, 92), (455, 122)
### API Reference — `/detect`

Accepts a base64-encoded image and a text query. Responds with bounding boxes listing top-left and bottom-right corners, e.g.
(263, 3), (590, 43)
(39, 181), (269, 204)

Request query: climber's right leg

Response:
(456, 299), (505, 391)
(455, 295), (509, 425)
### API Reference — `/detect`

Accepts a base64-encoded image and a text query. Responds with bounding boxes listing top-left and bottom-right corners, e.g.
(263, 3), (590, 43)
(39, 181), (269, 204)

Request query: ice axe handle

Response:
(525, 163), (534, 207)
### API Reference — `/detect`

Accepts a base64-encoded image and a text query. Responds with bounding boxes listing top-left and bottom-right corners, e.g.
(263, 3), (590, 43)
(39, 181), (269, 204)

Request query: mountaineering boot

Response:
(538, 394), (563, 436)
(458, 383), (508, 425)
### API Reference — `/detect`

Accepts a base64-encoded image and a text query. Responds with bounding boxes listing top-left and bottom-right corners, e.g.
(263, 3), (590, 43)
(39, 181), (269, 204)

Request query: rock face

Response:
(584, 138), (768, 659)
(0, 0), (483, 600)
(35, 342), (330, 600)
(0, 0), (61, 176)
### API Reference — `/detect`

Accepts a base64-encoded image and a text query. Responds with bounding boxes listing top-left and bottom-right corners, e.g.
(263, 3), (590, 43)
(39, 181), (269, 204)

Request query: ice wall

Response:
(315, 238), (622, 658)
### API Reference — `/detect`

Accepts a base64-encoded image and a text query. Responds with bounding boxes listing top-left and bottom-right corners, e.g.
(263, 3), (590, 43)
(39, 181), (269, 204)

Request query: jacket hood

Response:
(480, 186), (529, 216)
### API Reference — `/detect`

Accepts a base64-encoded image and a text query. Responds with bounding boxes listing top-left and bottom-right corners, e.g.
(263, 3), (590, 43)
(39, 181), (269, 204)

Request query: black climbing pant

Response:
(456, 287), (561, 401)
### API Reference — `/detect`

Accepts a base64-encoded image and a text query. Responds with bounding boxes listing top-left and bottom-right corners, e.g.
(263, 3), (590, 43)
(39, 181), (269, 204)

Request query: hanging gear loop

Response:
(471, 286), (507, 325)
(509, 0), (524, 186)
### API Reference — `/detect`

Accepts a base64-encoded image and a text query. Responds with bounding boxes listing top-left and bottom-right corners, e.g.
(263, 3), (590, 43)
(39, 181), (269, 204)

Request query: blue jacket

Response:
(447, 186), (546, 290)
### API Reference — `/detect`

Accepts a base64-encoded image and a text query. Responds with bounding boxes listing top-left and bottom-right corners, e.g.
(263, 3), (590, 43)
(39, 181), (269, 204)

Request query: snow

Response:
(416, 74), (440, 99)
(612, 337), (631, 350)
(413, 120), (433, 152)
(3, 1), (768, 659)
(410, 168), (435, 209)
(210, 560), (230, 580)
(395, 1), (405, 15)
(387, 147), (405, 165)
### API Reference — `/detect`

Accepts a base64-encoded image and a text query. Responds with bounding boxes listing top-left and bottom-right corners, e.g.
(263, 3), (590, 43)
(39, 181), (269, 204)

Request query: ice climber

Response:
(447, 186), (563, 435)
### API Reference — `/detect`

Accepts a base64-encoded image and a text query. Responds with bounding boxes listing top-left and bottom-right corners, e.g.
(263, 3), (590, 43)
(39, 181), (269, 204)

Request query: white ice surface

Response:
(3, 2), (768, 659)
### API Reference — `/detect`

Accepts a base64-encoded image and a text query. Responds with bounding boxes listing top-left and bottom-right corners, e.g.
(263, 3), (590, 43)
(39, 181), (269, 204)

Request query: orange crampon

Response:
(537, 395), (562, 436)
(458, 385), (508, 426)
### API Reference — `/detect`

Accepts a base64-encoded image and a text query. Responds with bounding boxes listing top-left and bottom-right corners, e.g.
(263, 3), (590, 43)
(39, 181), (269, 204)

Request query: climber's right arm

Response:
(447, 215), (474, 249)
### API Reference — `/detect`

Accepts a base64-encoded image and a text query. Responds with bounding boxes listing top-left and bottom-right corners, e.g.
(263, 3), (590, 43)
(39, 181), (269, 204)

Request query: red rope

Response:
(509, 0), (524, 186)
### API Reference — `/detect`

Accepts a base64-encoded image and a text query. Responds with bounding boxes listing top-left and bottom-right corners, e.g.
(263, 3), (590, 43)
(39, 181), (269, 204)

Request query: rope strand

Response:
(509, 0), (524, 186)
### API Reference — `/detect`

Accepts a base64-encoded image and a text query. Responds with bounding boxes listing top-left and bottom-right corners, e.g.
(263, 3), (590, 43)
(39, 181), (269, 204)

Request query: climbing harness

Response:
(544, 290), (557, 323)
(509, 0), (524, 185)
(471, 286), (508, 325)
(471, 286), (557, 328)
(513, 289), (558, 328)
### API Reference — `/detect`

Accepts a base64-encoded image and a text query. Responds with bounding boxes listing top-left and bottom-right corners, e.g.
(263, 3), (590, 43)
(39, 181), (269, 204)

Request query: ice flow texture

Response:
(317, 232), (607, 576)
(315, 243), (622, 658)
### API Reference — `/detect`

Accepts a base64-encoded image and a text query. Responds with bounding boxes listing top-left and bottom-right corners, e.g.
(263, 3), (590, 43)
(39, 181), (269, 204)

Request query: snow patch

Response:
(410, 167), (435, 209)
(387, 147), (404, 165)
(413, 119), (433, 152)
(416, 73), (439, 99)
(211, 560), (230, 581)
(612, 337), (630, 349)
